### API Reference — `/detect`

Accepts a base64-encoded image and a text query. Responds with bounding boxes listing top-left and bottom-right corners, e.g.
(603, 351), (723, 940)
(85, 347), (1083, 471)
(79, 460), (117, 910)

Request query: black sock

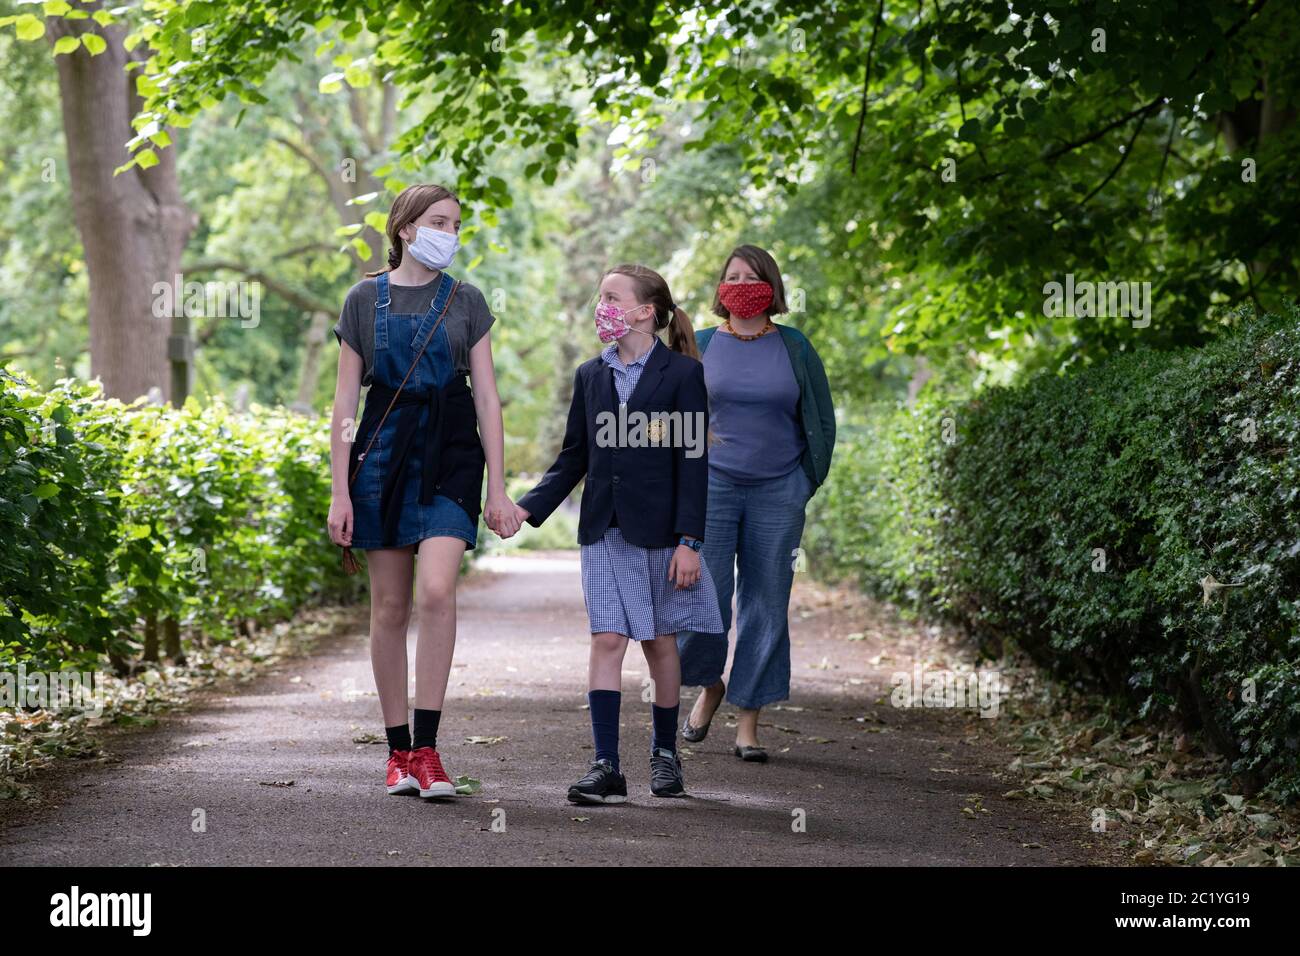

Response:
(385, 723), (411, 755)
(588, 690), (621, 771)
(413, 708), (441, 751)
(652, 703), (679, 754)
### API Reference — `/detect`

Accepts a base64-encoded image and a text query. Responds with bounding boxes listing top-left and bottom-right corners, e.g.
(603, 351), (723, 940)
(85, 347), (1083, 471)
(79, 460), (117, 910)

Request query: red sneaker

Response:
(408, 746), (456, 798)
(386, 749), (416, 795)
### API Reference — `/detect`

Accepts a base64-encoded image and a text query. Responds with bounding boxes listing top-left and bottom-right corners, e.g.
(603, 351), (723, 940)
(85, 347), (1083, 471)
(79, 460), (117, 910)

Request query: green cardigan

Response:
(695, 323), (837, 496)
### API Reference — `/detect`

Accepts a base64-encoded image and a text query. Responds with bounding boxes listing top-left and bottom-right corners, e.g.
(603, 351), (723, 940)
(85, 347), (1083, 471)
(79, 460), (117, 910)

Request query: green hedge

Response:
(807, 308), (1300, 799)
(1, 369), (360, 673)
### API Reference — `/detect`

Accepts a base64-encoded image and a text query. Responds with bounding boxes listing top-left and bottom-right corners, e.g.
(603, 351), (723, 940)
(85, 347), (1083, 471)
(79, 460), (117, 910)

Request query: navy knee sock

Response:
(588, 690), (622, 771)
(652, 703), (679, 754)
(413, 708), (441, 751)
(385, 723), (411, 755)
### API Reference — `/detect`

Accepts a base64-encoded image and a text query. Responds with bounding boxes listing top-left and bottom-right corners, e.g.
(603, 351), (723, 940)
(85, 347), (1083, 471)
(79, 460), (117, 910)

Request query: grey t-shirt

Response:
(333, 273), (496, 386)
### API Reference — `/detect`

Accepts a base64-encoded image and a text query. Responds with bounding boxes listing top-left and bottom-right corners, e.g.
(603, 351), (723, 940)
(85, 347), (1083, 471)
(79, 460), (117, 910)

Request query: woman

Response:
(327, 183), (520, 798)
(513, 264), (722, 803)
(676, 244), (836, 761)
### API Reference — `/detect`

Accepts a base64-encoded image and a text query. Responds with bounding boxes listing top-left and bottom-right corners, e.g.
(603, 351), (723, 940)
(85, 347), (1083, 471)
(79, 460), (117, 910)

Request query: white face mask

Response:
(406, 225), (459, 271)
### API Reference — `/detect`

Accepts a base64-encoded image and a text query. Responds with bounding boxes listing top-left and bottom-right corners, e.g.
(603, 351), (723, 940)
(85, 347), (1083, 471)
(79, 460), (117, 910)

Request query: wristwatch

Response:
(678, 535), (703, 552)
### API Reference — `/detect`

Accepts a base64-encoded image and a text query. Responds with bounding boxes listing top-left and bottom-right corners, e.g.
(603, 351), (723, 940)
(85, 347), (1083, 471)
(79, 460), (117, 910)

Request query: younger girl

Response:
(327, 183), (520, 799)
(513, 265), (722, 803)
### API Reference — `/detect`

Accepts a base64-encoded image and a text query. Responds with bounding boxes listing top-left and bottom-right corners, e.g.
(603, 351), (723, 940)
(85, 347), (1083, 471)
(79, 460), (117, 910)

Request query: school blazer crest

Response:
(518, 343), (709, 549)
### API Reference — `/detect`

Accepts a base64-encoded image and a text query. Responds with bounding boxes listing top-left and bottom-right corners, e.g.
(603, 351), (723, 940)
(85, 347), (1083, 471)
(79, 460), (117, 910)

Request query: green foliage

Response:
(0, 368), (360, 672)
(0, 369), (124, 664)
(8, 0), (1284, 360)
(807, 307), (1300, 799)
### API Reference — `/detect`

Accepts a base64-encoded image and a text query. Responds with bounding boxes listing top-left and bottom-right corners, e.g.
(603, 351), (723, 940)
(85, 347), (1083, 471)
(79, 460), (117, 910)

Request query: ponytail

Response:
(666, 305), (698, 359)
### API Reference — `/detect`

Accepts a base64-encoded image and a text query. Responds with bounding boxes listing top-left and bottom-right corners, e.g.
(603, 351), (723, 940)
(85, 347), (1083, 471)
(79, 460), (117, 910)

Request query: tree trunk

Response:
(292, 311), (332, 414)
(48, 8), (194, 403)
(163, 615), (185, 666)
(142, 611), (159, 664)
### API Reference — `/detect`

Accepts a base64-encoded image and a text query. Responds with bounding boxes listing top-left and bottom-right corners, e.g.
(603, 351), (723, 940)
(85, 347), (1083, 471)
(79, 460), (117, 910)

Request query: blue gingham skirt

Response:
(580, 527), (724, 642)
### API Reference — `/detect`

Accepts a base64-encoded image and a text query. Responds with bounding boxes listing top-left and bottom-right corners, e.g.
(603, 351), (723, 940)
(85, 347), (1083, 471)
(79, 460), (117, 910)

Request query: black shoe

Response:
(682, 683), (724, 742)
(734, 744), (768, 763)
(649, 747), (686, 797)
(567, 759), (628, 805)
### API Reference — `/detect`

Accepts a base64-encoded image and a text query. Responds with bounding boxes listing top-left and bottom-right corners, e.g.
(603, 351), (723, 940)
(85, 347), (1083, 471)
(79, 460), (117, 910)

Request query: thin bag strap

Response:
(347, 276), (461, 487)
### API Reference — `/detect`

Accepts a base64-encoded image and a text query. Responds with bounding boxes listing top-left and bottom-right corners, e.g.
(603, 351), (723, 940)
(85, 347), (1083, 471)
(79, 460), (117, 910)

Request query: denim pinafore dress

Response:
(347, 271), (482, 551)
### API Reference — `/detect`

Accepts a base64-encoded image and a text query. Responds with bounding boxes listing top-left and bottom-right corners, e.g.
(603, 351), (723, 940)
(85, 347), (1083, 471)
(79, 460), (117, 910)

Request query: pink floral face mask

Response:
(594, 301), (651, 343)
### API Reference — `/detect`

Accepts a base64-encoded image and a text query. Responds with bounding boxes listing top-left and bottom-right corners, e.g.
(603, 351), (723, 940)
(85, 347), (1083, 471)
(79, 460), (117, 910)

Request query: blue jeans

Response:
(677, 465), (813, 709)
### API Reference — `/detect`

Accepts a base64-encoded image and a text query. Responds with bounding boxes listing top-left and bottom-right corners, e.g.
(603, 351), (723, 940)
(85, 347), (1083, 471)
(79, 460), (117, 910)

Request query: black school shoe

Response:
(567, 759), (628, 805)
(649, 747), (686, 797)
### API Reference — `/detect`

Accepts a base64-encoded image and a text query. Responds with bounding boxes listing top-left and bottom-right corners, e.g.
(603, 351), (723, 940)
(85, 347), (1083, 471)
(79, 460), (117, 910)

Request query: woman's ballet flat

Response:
(681, 718), (710, 743)
(682, 684), (725, 742)
(733, 745), (768, 763)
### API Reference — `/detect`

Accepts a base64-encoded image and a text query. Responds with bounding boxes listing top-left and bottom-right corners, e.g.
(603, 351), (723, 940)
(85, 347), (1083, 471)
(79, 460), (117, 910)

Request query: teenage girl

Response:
(513, 264), (723, 803)
(327, 183), (520, 799)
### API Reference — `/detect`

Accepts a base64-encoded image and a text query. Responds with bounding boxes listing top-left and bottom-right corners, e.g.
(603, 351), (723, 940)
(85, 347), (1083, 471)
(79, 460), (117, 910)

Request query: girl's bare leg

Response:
(413, 536), (467, 710)
(589, 632), (630, 691)
(366, 547), (416, 727)
(640, 635), (681, 708)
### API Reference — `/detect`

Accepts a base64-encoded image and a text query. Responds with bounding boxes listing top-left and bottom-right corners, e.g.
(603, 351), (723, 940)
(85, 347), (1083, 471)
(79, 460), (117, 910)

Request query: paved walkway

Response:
(0, 553), (1102, 865)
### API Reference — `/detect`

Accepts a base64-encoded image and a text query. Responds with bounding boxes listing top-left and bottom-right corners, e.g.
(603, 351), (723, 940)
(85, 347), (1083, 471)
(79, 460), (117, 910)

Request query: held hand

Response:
(327, 493), (353, 547)
(668, 544), (701, 590)
(485, 489), (522, 539)
(513, 503), (531, 527)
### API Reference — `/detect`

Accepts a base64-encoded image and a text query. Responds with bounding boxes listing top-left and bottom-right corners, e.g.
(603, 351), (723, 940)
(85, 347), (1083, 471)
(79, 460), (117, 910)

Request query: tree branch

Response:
(1050, 108), (1150, 225)
(850, 0), (886, 175)
(183, 260), (337, 315)
(970, 0), (1271, 185)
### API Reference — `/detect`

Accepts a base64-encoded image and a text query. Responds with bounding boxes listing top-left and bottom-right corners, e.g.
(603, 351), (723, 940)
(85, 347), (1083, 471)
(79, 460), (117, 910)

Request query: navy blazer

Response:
(518, 340), (709, 548)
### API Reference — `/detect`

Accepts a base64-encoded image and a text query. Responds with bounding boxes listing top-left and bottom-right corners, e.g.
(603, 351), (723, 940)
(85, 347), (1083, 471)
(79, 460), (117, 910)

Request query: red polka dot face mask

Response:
(717, 281), (774, 320)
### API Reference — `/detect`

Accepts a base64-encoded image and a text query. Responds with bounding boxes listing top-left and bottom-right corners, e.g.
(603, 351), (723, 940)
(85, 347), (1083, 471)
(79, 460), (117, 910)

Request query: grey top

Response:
(702, 328), (806, 483)
(332, 273), (496, 386)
